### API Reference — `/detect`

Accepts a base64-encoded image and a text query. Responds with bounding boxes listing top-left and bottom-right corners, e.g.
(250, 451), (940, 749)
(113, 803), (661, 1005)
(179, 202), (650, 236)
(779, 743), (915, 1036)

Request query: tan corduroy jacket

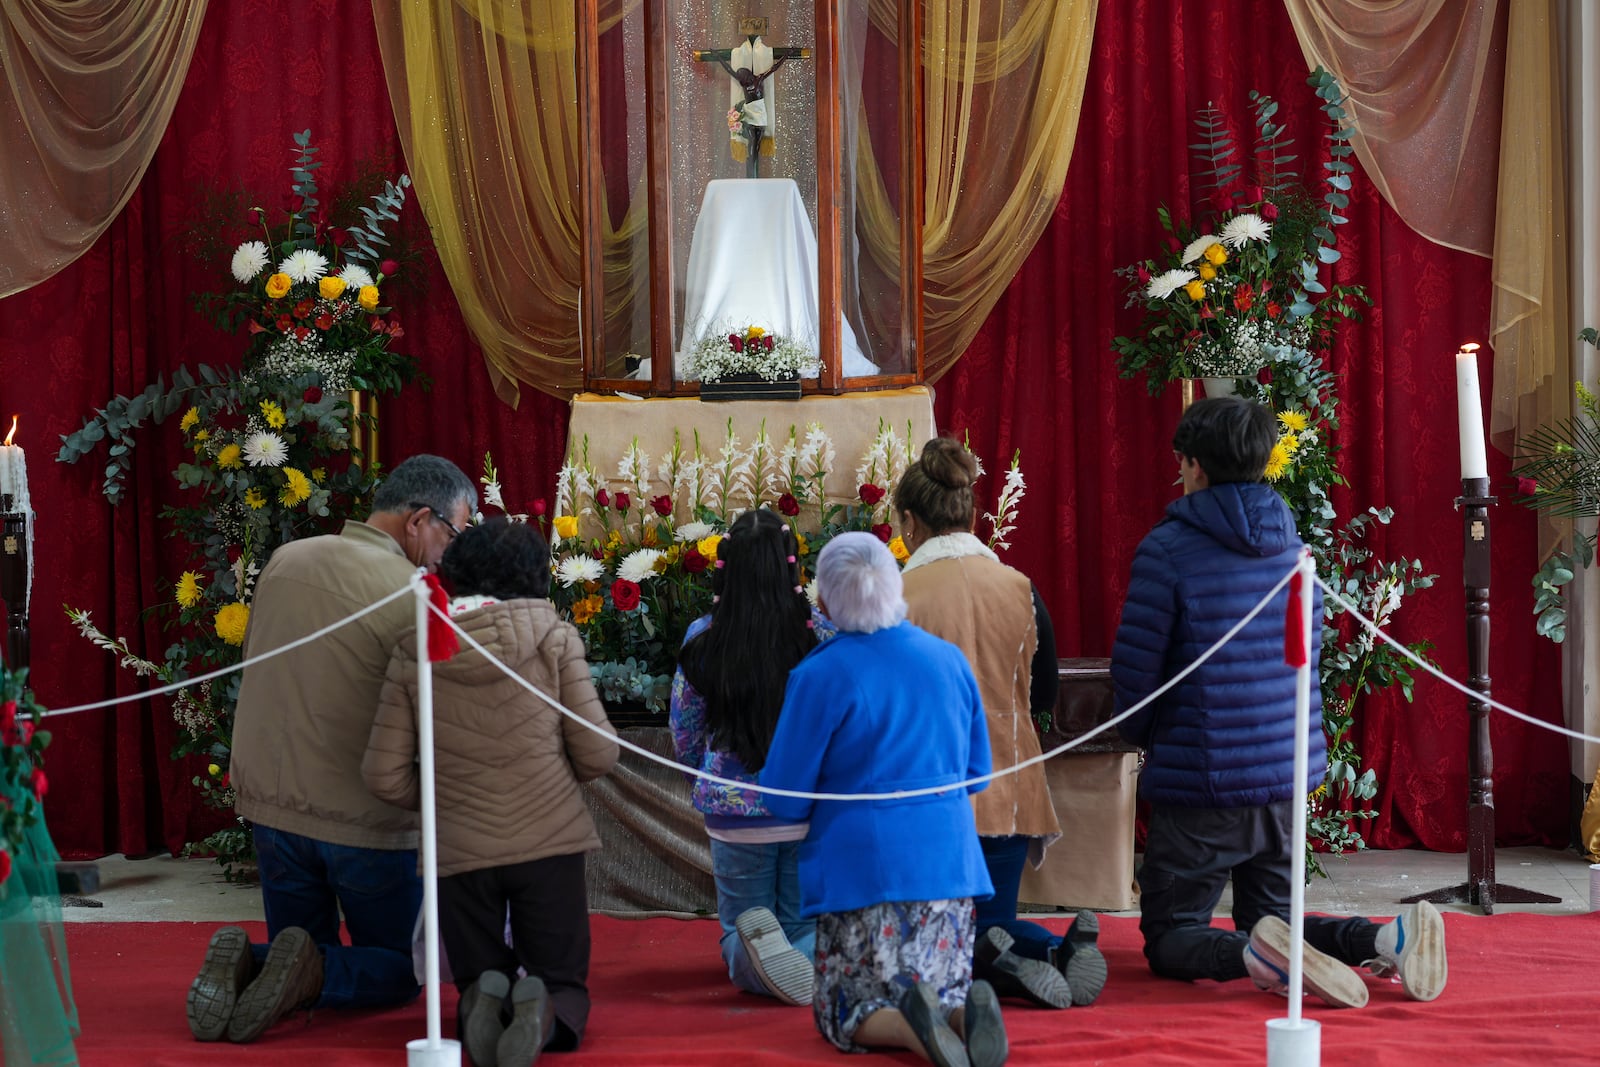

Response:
(363, 598), (619, 878)
(231, 521), (421, 850)
(901, 534), (1060, 850)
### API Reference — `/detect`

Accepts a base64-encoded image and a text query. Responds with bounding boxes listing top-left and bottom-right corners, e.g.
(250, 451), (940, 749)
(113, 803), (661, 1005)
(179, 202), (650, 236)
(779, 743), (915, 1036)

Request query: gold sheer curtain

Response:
(0, 0), (208, 298)
(1284, 0), (1569, 483)
(371, 0), (645, 405)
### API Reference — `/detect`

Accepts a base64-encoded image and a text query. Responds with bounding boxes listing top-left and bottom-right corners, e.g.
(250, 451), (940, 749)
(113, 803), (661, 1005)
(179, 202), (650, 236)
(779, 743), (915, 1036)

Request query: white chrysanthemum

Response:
(231, 241), (270, 283)
(1146, 269), (1198, 300)
(338, 264), (375, 289)
(241, 432), (288, 468)
(674, 521), (714, 542)
(278, 249), (329, 285)
(617, 549), (664, 583)
(1220, 213), (1271, 248)
(804, 578), (820, 608)
(1181, 234), (1220, 265)
(556, 556), (605, 587)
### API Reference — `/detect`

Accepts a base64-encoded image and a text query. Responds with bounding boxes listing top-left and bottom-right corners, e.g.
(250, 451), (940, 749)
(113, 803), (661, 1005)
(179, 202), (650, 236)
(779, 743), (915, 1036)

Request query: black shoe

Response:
(900, 981), (969, 1067)
(1051, 910), (1107, 1006)
(463, 970), (511, 1067)
(973, 928), (1071, 1009)
(187, 926), (255, 1041)
(963, 979), (1008, 1067)
(496, 975), (552, 1067)
(226, 926), (323, 1043)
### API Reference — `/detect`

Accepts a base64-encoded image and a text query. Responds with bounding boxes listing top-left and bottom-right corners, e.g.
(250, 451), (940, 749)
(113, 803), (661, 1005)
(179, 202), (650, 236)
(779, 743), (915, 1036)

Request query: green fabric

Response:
(0, 780), (78, 1067)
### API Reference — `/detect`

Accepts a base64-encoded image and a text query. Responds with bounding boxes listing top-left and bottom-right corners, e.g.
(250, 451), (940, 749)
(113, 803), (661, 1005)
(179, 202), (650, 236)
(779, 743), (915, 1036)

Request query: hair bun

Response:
(920, 437), (978, 490)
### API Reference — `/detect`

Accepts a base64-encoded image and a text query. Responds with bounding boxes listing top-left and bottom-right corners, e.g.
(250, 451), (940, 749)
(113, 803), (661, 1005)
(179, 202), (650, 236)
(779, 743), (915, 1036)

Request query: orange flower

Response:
(572, 594), (604, 625)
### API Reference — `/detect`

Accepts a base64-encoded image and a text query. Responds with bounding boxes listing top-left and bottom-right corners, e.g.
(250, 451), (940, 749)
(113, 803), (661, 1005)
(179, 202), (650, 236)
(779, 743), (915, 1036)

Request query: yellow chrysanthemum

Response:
(175, 570), (204, 608)
(697, 534), (723, 561)
(553, 515), (579, 540)
(358, 285), (380, 311)
(265, 273), (292, 300)
(194, 429), (211, 443)
(1183, 279), (1207, 302)
(664, 545), (682, 565)
(572, 594), (604, 625)
(311, 467), (326, 483)
(795, 533), (809, 557)
(1197, 264), (1217, 281)
(1280, 432), (1301, 455)
(1264, 440), (1293, 481)
(259, 400), (287, 429)
(318, 276), (347, 300)
(1277, 410), (1309, 433)
(888, 536), (910, 563)
(280, 467), (312, 507)
(217, 443), (243, 470)
(244, 487), (267, 509)
(214, 601), (250, 646)
(1203, 243), (1228, 266)
(180, 407), (200, 433)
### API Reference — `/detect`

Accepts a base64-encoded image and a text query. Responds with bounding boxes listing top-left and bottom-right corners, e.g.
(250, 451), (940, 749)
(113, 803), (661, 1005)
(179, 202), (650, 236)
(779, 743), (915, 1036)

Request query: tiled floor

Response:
(60, 844), (1594, 923)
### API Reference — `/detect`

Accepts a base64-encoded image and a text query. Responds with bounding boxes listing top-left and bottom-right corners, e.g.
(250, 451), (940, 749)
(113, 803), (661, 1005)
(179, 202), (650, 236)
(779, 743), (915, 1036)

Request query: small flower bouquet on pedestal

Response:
(689, 324), (819, 401)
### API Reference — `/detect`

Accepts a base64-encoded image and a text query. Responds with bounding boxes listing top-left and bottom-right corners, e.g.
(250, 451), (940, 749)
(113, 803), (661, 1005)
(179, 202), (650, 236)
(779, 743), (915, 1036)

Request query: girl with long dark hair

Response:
(670, 507), (824, 1005)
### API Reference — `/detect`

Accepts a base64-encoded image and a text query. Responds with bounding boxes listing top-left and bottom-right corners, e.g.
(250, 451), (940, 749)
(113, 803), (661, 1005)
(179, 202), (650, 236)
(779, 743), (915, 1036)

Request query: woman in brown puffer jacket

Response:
(364, 516), (618, 1067)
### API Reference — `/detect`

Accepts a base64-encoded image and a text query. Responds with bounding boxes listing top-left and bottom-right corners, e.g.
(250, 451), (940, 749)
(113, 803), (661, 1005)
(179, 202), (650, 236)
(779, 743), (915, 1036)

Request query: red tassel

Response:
(1284, 571), (1307, 668)
(423, 573), (459, 662)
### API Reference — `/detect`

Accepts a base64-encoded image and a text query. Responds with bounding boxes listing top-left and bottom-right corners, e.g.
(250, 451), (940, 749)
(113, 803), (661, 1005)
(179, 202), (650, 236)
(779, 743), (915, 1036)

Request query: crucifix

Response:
(693, 17), (811, 179)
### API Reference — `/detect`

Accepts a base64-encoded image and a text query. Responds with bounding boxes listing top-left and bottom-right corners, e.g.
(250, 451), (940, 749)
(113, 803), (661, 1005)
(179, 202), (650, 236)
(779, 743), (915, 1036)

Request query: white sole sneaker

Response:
(734, 906), (813, 1006)
(1248, 915), (1369, 1009)
(1393, 901), (1447, 1001)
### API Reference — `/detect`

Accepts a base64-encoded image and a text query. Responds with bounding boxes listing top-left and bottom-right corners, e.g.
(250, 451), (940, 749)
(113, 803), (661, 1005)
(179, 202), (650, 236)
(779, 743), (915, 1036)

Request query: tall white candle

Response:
(1455, 345), (1488, 480)
(0, 416), (25, 510)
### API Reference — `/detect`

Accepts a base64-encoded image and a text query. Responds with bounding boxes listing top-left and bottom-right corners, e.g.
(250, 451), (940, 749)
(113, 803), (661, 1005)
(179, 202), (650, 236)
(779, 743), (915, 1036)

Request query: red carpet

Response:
(67, 913), (1593, 1066)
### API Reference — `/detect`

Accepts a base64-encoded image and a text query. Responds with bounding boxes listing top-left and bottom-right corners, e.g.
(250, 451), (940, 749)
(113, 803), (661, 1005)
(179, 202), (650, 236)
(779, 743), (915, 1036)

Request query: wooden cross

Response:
(693, 18), (810, 178)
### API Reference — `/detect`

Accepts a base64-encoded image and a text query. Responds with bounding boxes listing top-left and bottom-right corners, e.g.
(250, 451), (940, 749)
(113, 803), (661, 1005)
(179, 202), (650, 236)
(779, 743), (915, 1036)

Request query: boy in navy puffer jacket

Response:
(1111, 397), (1447, 1009)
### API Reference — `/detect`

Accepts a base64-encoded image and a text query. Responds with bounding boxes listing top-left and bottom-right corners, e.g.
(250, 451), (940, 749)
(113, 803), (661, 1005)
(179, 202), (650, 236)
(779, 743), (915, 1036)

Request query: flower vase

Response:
(1201, 376), (1240, 398)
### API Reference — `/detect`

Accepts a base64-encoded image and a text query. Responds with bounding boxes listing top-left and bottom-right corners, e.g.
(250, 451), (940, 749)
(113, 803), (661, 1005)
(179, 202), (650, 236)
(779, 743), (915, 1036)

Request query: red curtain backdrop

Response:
(0, 0), (1565, 857)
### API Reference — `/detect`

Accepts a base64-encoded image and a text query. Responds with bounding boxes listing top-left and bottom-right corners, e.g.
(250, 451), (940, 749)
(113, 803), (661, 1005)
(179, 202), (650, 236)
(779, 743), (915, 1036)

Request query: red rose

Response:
(526, 498), (548, 517)
(1242, 184), (1263, 204)
(315, 314), (334, 331)
(730, 334), (744, 353)
(611, 579), (642, 612)
(1136, 265), (1152, 285)
(0, 850), (10, 885)
(220, 772), (230, 789)
(595, 488), (610, 508)
(32, 769), (46, 799)
(303, 386), (323, 404)
(1516, 477), (1539, 497)
(380, 259), (400, 278)
(614, 491), (631, 512)
(764, 335), (774, 352)
(871, 522), (893, 543)
(778, 493), (800, 516)
(1261, 201), (1280, 221)
(650, 494), (673, 516)
(682, 547), (708, 573)
(858, 483), (885, 505)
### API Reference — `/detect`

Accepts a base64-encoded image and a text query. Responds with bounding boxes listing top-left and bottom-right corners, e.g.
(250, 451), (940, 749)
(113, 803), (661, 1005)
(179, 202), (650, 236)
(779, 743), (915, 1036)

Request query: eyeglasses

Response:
(411, 503), (461, 541)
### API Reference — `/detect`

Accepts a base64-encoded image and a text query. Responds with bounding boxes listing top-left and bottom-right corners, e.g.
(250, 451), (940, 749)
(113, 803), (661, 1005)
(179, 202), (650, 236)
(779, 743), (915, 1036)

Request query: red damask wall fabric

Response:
(0, 0), (1565, 857)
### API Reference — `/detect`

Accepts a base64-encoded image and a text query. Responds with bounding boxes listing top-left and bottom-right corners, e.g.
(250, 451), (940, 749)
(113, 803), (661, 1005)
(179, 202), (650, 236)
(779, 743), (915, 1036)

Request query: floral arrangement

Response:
(687, 323), (820, 383)
(0, 665), (50, 888)
(474, 423), (1025, 721)
(57, 131), (423, 877)
(1513, 326), (1600, 642)
(1112, 69), (1370, 394)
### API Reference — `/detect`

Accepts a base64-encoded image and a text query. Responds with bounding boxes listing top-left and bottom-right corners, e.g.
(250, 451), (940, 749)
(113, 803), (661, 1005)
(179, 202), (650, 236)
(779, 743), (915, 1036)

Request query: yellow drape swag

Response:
(0, 0), (208, 298)
(1285, 0), (1570, 559)
(375, 0), (1095, 402)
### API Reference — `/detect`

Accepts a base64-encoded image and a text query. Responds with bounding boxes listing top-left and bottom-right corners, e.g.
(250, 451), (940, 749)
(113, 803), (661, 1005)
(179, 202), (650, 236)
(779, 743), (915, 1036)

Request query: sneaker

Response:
(962, 979), (1009, 1067)
(1369, 901), (1447, 1001)
(187, 925), (255, 1041)
(1245, 916), (1368, 1009)
(463, 970), (511, 1067)
(900, 980), (970, 1067)
(1050, 910), (1107, 1006)
(973, 927), (1071, 1009)
(496, 975), (552, 1067)
(734, 906), (814, 1006)
(226, 926), (324, 1043)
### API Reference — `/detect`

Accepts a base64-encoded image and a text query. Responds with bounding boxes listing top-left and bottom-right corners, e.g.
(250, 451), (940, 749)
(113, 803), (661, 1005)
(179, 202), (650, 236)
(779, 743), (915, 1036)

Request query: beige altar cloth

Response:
(566, 387), (936, 503)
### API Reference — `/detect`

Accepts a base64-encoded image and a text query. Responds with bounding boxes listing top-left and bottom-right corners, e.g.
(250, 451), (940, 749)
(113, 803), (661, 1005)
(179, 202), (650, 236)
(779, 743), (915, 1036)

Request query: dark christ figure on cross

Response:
(693, 18), (810, 179)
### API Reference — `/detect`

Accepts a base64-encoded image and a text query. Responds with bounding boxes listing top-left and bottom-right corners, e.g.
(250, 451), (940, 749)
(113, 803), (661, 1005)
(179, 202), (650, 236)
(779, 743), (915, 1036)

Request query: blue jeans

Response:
(709, 838), (815, 995)
(252, 824), (422, 1010)
(976, 834), (1061, 962)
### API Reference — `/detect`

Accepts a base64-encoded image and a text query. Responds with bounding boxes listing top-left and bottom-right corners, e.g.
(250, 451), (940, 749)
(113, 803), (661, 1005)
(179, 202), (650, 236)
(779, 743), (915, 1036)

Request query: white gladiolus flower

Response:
(1181, 235), (1220, 265)
(556, 556), (605, 587)
(674, 521), (714, 542)
(338, 264), (375, 289)
(1146, 269), (1199, 301)
(241, 432), (288, 468)
(1220, 213), (1271, 248)
(231, 241), (269, 283)
(279, 249), (330, 284)
(617, 549), (664, 583)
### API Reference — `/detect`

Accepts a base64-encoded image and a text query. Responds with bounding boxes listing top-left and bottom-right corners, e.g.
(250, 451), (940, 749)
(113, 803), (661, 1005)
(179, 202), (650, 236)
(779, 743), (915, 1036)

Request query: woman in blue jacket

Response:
(761, 532), (1007, 1067)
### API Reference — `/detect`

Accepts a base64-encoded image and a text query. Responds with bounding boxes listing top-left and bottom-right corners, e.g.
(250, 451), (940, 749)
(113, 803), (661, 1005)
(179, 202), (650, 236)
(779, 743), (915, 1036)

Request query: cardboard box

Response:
(1018, 751), (1140, 912)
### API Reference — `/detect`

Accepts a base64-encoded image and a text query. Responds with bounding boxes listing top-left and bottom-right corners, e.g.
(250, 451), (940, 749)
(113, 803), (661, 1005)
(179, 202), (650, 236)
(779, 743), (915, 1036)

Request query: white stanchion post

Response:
(1269, 550), (1320, 1067)
(407, 576), (461, 1067)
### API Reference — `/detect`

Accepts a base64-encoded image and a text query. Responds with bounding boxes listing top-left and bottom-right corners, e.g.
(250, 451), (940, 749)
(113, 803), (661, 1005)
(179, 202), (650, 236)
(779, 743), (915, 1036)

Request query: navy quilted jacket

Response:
(1111, 481), (1324, 808)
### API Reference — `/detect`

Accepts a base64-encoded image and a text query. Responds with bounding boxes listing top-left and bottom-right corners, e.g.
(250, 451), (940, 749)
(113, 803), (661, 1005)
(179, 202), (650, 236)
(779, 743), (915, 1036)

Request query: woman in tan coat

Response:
(365, 516), (618, 1067)
(895, 438), (1106, 1012)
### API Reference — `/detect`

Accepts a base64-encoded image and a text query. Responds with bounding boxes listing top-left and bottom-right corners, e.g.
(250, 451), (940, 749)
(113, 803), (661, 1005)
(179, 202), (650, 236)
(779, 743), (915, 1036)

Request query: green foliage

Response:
(0, 666), (50, 882)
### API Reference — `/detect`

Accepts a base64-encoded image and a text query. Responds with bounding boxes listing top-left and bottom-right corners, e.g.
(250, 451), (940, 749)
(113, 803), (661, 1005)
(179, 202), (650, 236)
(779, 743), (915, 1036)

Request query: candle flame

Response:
(2, 415), (15, 447)
(1460, 342), (1481, 354)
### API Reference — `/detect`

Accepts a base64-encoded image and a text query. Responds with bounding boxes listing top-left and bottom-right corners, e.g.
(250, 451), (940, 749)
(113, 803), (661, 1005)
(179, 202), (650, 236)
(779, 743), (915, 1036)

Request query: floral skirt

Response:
(813, 897), (975, 1052)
